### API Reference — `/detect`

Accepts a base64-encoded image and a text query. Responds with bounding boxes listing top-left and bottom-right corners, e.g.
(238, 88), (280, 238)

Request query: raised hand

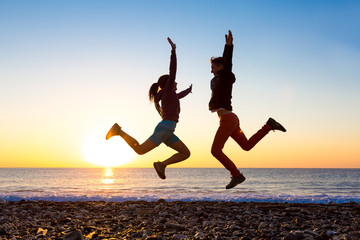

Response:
(225, 30), (233, 45)
(167, 37), (176, 50)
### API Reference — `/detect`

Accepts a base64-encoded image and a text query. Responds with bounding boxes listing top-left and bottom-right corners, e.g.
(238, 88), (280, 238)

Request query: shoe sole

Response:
(153, 162), (166, 180)
(105, 124), (119, 140)
(269, 118), (286, 132)
(226, 177), (246, 189)
(275, 122), (286, 132)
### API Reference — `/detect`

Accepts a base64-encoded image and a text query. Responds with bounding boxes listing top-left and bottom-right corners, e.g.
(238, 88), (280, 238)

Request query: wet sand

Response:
(0, 199), (359, 239)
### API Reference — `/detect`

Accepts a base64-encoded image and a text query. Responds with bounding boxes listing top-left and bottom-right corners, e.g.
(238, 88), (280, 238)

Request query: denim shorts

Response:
(149, 120), (180, 146)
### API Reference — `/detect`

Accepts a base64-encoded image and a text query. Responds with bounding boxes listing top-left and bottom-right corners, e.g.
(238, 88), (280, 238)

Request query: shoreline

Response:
(1, 200), (359, 239)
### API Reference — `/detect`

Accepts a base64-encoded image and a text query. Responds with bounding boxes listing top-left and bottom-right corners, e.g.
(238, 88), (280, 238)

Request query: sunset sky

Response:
(1, 0), (359, 168)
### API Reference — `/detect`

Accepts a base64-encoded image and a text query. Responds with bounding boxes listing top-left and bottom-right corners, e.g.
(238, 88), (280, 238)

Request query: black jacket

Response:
(208, 44), (235, 111)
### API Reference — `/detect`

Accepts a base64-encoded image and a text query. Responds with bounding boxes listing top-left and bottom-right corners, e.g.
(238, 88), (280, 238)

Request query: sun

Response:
(82, 131), (135, 167)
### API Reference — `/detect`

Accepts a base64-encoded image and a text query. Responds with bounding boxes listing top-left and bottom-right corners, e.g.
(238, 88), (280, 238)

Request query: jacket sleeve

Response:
(177, 86), (192, 99)
(164, 49), (177, 92)
(222, 44), (233, 72)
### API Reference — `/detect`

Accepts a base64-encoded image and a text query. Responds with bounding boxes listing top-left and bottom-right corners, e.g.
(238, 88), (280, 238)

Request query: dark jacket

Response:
(208, 44), (236, 111)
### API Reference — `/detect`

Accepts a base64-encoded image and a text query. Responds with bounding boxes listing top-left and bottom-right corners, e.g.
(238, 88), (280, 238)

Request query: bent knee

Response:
(178, 148), (190, 159)
(211, 147), (223, 157)
(183, 149), (191, 159)
(241, 145), (252, 151)
(135, 149), (146, 155)
(134, 147), (150, 155)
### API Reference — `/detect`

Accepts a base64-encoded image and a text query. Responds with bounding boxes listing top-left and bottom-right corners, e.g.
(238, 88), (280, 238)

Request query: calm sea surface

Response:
(0, 168), (359, 203)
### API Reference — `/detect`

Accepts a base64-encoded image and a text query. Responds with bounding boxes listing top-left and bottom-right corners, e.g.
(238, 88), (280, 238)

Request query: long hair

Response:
(149, 74), (169, 116)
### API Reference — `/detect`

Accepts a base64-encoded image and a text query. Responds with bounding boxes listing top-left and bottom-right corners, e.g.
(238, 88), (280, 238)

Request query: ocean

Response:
(0, 168), (359, 203)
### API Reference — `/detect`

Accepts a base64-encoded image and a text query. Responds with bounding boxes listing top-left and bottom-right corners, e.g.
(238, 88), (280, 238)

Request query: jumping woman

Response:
(209, 30), (286, 189)
(106, 37), (192, 179)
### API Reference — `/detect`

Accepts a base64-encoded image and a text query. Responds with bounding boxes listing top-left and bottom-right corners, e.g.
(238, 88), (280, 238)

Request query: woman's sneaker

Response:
(266, 118), (286, 132)
(153, 162), (166, 180)
(106, 123), (121, 140)
(226, 174), (246, 189)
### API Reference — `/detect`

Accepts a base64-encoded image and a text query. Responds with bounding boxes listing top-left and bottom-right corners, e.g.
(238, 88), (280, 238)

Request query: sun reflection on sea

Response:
(101, 168), (114, 186)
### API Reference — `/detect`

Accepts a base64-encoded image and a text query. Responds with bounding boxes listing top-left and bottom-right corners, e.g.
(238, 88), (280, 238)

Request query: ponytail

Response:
(149, 74), (169, 117)
(149, 82), (162, 116)
(149, 82), (159, 102)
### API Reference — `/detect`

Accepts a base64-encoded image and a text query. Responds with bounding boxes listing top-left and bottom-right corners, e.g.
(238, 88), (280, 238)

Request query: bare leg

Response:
(119, 129), (157, 155)
(161, 140), (191, 166)
(153, 139), (191, 179)
(106, 123), (157, 155)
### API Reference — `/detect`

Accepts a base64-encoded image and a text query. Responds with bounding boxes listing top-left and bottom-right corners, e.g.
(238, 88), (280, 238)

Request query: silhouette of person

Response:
(209, 30), (286, 189)
(106, 37), (192, 179)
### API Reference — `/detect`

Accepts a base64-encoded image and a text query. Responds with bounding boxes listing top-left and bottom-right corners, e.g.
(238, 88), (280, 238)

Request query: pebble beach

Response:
(1, 199), (359, 240)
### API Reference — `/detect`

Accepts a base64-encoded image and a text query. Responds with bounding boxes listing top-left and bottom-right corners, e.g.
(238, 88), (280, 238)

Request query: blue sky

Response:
(1, 0), (359, 168)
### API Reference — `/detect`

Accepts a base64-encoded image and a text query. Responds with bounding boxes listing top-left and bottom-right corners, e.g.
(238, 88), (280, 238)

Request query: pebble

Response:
(194, 231), (203, 238)
(165, 222), (187, 231)
(0, 201), (359, 239)
(63, 230), (84, 240)
(173, 233), (187, 239)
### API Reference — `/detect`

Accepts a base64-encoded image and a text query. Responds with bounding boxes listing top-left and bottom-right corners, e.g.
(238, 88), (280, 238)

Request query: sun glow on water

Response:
(101, 168), (115, 185)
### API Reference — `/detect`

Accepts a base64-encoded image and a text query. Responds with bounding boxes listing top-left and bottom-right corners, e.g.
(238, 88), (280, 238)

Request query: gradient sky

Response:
(1, 0), (359, 168)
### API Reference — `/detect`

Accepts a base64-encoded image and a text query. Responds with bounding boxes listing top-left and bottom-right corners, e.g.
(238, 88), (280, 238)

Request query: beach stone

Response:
(159, 211), (169, 217)
(326, 230), (339, 236)
(0, 227), (7, 235)
(143, 229), (153, 237)
(63, 230), (84, 240)
(173, 233), (187, 239)
(128, 204), (136, 210)
(320, 229), (339, 239)
(232, 230), (242, 236)
(303, 235), (315, 240)
(145, 235), (158, 240)
(258, 221), (267, 228)
(239, 237), (252, 240)
(194, 231), (203, 238)
(156, 199), (167, 204)
(304, 230), (320, 237)
(145, 234), (162, 240)
(84, 231), (96, 239)
(36, 228), (48, 236)
(0, 199), (6, 204)
(0, 215), (9, 223)
(165, 222), (187, 231)
(332, 234), (349, 240)
(228, 224), (239, 230)
(283, 232), (305, 240)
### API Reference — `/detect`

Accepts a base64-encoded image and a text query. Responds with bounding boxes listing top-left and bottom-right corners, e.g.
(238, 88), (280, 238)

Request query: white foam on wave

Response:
(1, 192), (359, 204)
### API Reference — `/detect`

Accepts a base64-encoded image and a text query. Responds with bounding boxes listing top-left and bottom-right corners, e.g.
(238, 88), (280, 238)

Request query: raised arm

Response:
(225, 30), (233, 45)
(222, 30), (234, 72)
(168, 37), (176, 50)
(164, 37), (177, 90)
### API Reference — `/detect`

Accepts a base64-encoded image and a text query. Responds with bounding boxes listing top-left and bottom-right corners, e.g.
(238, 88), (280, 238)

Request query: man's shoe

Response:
(226, 174), (246, 189)
(106, 123), (121, 140)
(153, 162), (166, 180)
(266, 118), (286, 132)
